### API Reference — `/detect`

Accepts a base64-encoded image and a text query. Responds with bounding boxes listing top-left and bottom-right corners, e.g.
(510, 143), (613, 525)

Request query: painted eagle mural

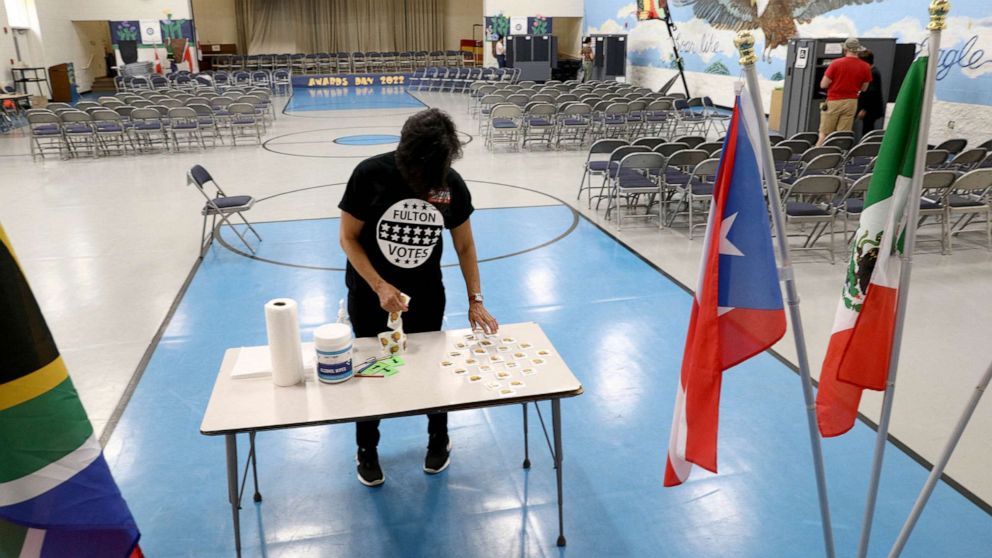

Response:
(673, 0), (885, 57)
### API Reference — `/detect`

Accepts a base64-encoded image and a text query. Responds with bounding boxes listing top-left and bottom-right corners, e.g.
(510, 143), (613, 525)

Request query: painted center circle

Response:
(334, 134), (401, 146)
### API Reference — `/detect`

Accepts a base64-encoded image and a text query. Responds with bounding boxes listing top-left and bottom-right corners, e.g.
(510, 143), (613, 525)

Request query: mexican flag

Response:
(815, 56), (928, 438)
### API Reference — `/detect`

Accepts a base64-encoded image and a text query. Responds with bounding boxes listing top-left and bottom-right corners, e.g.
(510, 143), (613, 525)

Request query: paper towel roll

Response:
(265, 298), (303, 387)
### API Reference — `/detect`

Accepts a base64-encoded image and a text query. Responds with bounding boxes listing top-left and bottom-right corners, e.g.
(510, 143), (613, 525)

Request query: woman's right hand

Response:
(374, 280), (409, 313)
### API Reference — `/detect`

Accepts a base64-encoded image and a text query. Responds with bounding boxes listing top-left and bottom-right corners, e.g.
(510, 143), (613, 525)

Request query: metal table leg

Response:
(552, 398), (566, 547)
(522, 403), (531, 469)
(225, 433), (242, 557)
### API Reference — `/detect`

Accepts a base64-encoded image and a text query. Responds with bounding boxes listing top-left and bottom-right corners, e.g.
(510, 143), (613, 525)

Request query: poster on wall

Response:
(527, 17), (552, 35)
(509, 17), (528, 36)
(139, 19), (162, 44)
(109, 21), (140, 46)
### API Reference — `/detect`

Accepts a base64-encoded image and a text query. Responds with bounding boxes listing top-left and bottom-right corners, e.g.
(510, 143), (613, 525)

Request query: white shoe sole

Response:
(423, 441), (453, 474)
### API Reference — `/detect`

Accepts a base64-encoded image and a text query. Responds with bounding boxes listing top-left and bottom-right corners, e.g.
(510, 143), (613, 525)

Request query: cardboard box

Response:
(768, 87), (783, 133)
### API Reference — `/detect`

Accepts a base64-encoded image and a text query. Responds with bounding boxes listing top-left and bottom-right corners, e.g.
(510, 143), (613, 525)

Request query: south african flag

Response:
(0, 223), (141, 557)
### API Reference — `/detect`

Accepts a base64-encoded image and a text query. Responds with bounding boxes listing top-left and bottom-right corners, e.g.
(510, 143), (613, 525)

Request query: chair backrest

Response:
(188, 103), (214, 117)
(696, 142), (723, 156)
(604, 102), (629, 115)
(789, 132), (819, 145)
(666, 149), (709, 169)
(130, 107), (161, 121)
(801, 146), (843, 163)
(950, 148), (987, 169)
(690, 158), (721, 181)
(228, 102), (257, 116)
(925, 149), (949, 167)
(787, 175), (845, 197)
(588, 139), (628, 157)
(802, 153), (844, 174)
(506, 94), (530, 107)
(769, 133), (785, 145)
(618, 152), (665, 173)
(168, 106), (197, 120)
(921, 170), (957, 192)
(952, 168), (992, 192)
(862, 129), (886, 142)
(28, 112), (60, 126)
(778, 139), (811, 155)
(491, 104), (523, 120)
(632, 137), (666, 149)
(823, 136), (854, 151)
(935, 138), (967, 155)
(846, 142), (881, 160)
(90, 109), (122, 122)
(654, 142), (690, 158)
(526, 103), (555, 117)
(59, 110), (91, 123)
(188, 164), (214, 191)
(608, 145), (651, 164)
(847, 173), (873, 197)
(771, 146), (792, 162)
(673, 135), (705, 148)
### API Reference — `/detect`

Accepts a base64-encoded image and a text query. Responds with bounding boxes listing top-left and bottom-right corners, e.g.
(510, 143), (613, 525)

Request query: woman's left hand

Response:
(469, 302), (499, 335)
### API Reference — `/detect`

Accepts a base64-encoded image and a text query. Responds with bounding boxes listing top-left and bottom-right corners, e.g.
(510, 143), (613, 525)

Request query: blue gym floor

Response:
(285, 87), (425, 112)
(103, 205), (991, 557)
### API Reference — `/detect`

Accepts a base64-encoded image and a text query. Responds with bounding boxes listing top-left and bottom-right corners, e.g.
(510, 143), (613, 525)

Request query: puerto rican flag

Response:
(664, 86), (786, 486)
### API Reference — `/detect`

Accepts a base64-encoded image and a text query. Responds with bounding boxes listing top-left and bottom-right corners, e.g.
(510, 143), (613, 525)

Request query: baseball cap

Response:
(844, 37), (864, 52)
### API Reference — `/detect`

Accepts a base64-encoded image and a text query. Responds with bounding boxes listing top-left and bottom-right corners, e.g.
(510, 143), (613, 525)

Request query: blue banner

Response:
(294, 73), (413, 88)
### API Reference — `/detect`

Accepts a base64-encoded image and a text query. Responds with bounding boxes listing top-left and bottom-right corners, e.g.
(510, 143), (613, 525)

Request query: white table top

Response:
(201, 322), (583, 435)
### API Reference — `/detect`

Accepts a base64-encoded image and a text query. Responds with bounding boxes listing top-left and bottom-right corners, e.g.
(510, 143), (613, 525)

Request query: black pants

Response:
(496, 54), (506, 69)
(348, 289), (447, 450)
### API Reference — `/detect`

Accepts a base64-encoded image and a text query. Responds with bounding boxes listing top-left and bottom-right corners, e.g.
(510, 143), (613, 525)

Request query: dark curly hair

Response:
(395, 108), (463, 197)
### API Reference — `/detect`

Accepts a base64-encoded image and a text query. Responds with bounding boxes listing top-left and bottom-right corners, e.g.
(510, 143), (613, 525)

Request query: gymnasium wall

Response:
(585, 0), (992, 146)
(9, 0), (192, 93)
(191, 0), (237, 46)
(0, 2), (19, 89)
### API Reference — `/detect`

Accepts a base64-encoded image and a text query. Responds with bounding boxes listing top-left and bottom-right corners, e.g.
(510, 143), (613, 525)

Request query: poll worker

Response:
(338, 108), (499, 487)
(818, 37), (872, 145)
(581, 37), (593, 82)
(857, 49), (885, 137)
(495, 37), (507, 69)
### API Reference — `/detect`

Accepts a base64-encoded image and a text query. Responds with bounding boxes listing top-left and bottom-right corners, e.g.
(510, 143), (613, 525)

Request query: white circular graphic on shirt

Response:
(377, 199), (444, 269)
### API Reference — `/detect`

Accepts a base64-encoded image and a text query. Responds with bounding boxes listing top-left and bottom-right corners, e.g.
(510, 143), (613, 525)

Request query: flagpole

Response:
(854, 3), (949, 557)
(734, 32), (836, 558)
(888, 360), (991, 557)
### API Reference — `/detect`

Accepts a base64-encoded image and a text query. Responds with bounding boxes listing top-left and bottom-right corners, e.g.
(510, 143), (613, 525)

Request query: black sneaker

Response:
(356, 447), (384, 487)
(423, 436), (452, 474)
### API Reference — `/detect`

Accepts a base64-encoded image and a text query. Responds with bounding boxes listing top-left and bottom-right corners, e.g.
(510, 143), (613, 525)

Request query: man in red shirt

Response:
(818, 37), (873, 145)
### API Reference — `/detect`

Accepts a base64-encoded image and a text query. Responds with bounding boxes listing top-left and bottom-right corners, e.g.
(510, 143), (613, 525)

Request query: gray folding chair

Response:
(667, 158), (721, 238)
(91, 109), (132, 156)
(60, 110), (98, 158)
(486, 104), (523, 150)
(130, 107), (170, 153)
(521, 103), (557, 149)
(556, 103), (593, 148)
(783, 175), (845, 263)
(169, 107), (206, 151)
(578, 139), (628, 207)
(28, 112), (67, 160)
(229, 102), (263, 145)
(918, 170), (957, 254)
(187, 164), (262, 258)
(947, 168), (992, 252)
(606, 152), (666, 229)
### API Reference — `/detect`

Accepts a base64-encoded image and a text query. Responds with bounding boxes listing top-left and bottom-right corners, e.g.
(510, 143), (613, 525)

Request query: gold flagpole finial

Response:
(928, 0), (950, 30)
(734, 31), (757, 66)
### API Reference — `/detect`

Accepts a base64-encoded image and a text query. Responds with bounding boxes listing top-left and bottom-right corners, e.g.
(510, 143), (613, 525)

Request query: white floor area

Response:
(1, 90), (989, 508)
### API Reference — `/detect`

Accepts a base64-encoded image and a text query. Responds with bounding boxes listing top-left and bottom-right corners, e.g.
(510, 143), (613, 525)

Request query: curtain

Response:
(235, 0), (445, 55)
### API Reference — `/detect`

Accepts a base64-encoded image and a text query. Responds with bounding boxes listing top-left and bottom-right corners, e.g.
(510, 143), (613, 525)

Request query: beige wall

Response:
(192, 0), (237, 45)
(553, 16), (581, 59)
(444, 0), (482, 51)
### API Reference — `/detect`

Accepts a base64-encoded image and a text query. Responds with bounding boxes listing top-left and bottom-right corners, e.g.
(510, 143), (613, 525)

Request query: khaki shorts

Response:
(819, 99), (858, 136)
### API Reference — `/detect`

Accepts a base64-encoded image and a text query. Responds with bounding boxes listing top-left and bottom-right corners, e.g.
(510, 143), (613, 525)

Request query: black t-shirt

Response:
(338, 151), (473, 299)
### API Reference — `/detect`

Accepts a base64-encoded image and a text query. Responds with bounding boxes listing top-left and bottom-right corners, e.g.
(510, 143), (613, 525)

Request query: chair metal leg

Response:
(235, 211), (263, 241)
(249, 431), (262, 502)
(219, 214), (258, 255)
(522, 403), (531, 469)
